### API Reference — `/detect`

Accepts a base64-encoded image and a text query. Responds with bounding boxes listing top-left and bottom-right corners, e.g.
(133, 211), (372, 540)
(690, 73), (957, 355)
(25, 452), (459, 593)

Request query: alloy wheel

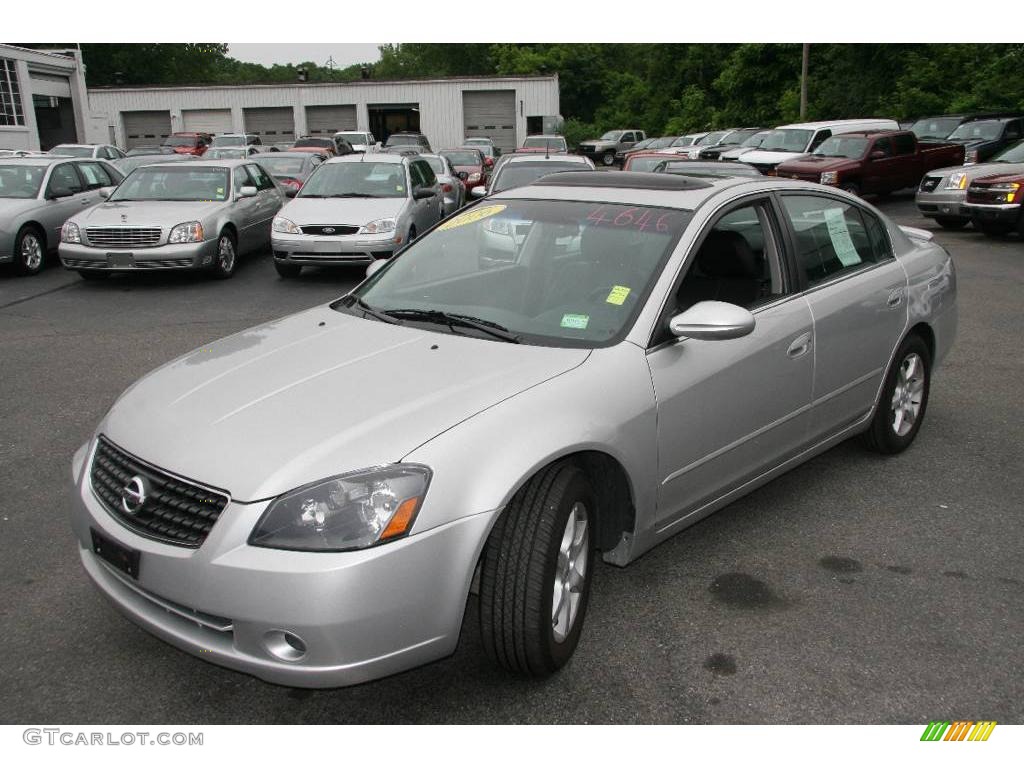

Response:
(551, 501), (589, 643)
(891, 352), (925, 437)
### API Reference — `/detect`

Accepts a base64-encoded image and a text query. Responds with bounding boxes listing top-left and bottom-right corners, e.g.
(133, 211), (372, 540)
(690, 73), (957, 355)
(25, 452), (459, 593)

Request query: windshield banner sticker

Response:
(823, 208), (863, 267)
(439, 204), (507, 231)
(560, 313), (590, 329)
(606, 285), (631, 305)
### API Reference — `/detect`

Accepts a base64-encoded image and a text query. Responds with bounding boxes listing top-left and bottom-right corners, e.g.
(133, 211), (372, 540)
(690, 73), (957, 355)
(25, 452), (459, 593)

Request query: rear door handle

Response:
(887, 288), (904, 308)
(787, 331), (812, 359)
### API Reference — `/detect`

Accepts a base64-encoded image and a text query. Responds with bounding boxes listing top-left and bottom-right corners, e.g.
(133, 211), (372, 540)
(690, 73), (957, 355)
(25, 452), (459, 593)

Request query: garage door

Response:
(182, 108), (233, 135)
(463, 90), (516, 154)
(306, 105), (357, 136)
(122, 110), (172, 149)
(243, 107), (294, 143)
(29, 72), (72, 98)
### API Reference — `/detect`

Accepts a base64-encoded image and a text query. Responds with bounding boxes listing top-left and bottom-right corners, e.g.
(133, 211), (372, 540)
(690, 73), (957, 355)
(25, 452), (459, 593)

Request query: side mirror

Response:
(413, 186), (435, 200)
(669, 301), (755, 341)
(870, 150), (886, 160)
(284, 187), (298, 198)
(457, 171), (469, 181)
(365, 259), (387, 278)
(471, 186), (487, 199)
(238, 185), (258, 198)
(98, 187), (113, 199)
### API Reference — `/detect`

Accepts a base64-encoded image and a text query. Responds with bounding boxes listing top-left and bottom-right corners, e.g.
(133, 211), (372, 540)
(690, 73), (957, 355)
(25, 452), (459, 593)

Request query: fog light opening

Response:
(264, 630), (307, 662)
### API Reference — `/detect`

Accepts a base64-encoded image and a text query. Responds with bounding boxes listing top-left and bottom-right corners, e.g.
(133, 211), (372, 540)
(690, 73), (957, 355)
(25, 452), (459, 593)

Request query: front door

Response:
(648, 196), (815, 530)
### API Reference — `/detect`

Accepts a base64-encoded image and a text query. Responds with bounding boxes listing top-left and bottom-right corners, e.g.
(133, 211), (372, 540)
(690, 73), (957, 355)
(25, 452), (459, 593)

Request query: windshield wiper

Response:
(384, 309), (521, 343)
(349, 296), (402, 325)
(328, 193), (376, 198)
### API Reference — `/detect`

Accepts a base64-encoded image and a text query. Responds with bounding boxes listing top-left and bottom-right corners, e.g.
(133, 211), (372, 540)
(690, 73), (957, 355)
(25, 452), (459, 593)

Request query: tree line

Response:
(21, 43), (1024, 145)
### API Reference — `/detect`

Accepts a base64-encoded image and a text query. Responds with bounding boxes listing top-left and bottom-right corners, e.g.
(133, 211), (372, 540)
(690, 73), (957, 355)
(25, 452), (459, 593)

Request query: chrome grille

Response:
(85, 227), (162, 248)
(90, 436), (229, 547)
(300, 224), (360, 236)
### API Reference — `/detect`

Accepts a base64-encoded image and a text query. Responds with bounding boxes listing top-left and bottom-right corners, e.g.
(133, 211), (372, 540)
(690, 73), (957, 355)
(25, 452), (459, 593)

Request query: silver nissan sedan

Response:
(70, 171), (957, 688)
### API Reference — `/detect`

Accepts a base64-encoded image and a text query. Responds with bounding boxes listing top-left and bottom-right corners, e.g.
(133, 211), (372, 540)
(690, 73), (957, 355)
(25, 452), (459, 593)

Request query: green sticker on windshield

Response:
(216, 187), (224, 195)
(560, 313), (589, 330)
(606, 285), (631, 305)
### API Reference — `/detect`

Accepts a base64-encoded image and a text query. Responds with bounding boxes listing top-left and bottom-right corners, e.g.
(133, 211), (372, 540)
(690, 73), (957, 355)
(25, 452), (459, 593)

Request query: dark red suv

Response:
(162, 132), (212, 156)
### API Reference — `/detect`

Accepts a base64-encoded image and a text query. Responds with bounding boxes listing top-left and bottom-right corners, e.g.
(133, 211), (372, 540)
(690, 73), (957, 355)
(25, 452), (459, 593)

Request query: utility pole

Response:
(325, 56), (336, 71)
(800, 43), (809, 120)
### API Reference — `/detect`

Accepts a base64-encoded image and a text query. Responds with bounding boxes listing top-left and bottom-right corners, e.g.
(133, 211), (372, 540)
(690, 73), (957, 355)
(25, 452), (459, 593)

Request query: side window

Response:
(781, 195), (884, 286)
(1005, 120), (1021, 140)
(873, 137), (893, 157)
(77, 161), (113, 189)
(247, 163), (274, 190)
(46, 163), (84, 197)
(809, 129), (831, 151)
(893, 133), (915, 155)
(864, 209), (894, 262)
(676, 200), (786, 314)
(233, 165), (254, 194)
(409, 162), (426, 188)
(417, 160), (437, 186)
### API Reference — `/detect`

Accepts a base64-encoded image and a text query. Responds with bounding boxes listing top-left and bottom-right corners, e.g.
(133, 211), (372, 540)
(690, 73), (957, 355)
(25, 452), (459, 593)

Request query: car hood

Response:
(580, 140), (616, 148)
(968, 170), (1024, 185)
(719, 147), (756, 159)
(73, 200), (226, 225)
(280, 196), (406, 225)
(100, 306), (589, 501)
(740, 149), (810, 166)
(777, 155), (859, 173)
(927, 160), (1024, 181)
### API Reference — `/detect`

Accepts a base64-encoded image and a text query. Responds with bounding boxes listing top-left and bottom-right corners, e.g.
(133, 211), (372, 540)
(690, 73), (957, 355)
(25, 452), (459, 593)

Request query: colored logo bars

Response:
(920, 721), (997, 741)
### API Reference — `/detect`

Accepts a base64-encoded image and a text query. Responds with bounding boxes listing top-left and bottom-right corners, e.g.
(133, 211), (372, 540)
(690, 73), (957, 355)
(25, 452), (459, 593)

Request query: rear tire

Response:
(862, 334), (931, 454)
(935, 217), (968, 230)
(274, 261), (302, 278)
(479, 462), (596, 677)
(13, 225), (45, 276)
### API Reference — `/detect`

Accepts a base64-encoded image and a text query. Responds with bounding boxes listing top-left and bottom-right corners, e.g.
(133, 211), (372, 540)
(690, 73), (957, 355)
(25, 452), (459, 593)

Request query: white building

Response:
(85, 75), (561, 154)
(0, 44), (92, 151)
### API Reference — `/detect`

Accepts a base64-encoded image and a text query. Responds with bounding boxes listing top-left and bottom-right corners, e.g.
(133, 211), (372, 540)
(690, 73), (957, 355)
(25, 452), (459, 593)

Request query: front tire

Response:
(479, 462), (596, 676)
(602, 151), (615, 167)
(862, 334), (931, 454)
(210, 230), (237, 279)
(13, 225), (45, 276)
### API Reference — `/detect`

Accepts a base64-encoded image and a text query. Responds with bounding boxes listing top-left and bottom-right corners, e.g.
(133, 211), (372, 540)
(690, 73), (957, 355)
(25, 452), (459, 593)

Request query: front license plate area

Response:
(91, 527), (141, 579)
(106, 252), (135, 268)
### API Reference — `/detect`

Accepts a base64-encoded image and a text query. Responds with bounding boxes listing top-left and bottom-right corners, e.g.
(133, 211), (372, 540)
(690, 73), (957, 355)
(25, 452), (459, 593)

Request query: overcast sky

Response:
(228, 44), (383, 68)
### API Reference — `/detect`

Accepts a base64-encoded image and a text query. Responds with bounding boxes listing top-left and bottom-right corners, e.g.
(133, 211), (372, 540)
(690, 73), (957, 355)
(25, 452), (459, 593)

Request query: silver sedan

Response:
(58, 159), (285, 279)
(70, 171), (956, 687)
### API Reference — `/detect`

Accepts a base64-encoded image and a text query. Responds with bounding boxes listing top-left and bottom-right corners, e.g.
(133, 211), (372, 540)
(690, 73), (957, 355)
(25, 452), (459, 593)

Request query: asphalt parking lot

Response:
(1, 192), (1021, 724)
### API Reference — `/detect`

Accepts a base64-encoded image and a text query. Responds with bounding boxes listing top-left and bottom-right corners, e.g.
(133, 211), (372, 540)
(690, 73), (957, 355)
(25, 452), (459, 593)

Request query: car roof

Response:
(775, 118), (897, 130)
(504, 154), (591, 166)
(142, 159), (249, 168)
(329, 153), (406, 165)
(0, 156), (74, 166)
(52, 143), (102, 148)
(524, 134), (565, 139)
(254, 151), (317, 158)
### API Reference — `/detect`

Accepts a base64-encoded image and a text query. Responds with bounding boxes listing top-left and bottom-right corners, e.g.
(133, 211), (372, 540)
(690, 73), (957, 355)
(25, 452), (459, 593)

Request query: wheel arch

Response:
(17, 220), (48, 249)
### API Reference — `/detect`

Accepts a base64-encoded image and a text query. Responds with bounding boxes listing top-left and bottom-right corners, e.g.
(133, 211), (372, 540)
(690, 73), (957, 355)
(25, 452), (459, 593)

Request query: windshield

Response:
(910, 117), (961, 140)
(51, 146), (92, 157)
(385, 134), (421, 146)
(993, 140), (1024, 163)
(162, 136), (198, 148)
(346, 200), (692, 347)
(441, 151), (482, 166)
(295, 138), (333, 148)
(758, 129), (813, 152)
(812, 136), (870, 159)
(661, 162), (761, 178)
(114, 156), (189, 173)
(522, 137), (568, 150)
(0, 165), (46, 198)
(335, 133), (369, 145)
(670, 136), (696, 147)
(424, 156), (446, 174)
(299, 161), (406, 198)
(647, 137), (677, 149)
(109, 166), (230, 202)
(600, 131), (624, 141)
(492, 162), (582, 193)
(740, 131), (770, 148)
(211, 136), (245, 147)
(256, 156), (308, 175)
(720, 129), (760, 145)
(205, 148), (248, 159)
(626, 156), (668, 172)
(948, 120), (1003, 141)
(696, 131), (728, 146)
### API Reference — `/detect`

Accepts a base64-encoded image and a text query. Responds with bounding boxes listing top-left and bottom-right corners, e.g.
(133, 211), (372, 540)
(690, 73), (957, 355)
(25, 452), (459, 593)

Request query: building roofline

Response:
(87, 73), (559, 93)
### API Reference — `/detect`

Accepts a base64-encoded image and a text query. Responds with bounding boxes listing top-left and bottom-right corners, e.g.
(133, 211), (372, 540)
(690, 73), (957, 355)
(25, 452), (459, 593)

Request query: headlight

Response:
(820, 171), (839, 185)
(946, 172), (968, 190)
(61, 221), (81, 243)
(249, 465), (431, 552)
(359, 218), (396, 235)
(468, 172), (481, 183)
(168, 221), (204, 243)
(988, 182), (1021, 203)
(272, 216), (301, 234)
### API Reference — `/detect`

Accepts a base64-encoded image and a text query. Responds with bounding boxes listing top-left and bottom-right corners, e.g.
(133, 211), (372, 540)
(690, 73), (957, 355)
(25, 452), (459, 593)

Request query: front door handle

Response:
(787, 331), (812, 359)
(887, 288), (904, 308)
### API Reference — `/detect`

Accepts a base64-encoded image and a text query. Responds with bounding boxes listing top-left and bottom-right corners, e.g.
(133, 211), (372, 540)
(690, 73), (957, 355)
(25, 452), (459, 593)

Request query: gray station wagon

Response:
(59, 159), (286, 279)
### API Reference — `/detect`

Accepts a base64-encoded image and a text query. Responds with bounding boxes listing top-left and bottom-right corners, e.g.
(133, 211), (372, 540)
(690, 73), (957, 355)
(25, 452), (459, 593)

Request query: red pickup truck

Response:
(775, 130), (965, 196)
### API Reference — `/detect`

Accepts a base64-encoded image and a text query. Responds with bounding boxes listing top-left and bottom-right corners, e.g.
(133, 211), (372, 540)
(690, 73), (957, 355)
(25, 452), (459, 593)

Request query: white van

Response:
(738, 118), (899, 172)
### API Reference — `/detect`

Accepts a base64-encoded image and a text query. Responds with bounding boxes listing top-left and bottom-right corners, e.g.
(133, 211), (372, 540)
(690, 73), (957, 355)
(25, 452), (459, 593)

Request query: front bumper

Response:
(70, 440), (494, 688)
(272, 231), (399, 265)
(965, 202), (1022, 227)
(915, 188), (969, 220)
(59, 240), (218, 271)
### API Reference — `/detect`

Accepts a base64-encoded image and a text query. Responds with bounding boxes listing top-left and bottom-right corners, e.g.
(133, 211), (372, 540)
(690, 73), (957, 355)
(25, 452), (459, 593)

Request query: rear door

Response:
(245, 162), (282, 248)
(231, 165), (261, 251)
(777, 192), (907, 439)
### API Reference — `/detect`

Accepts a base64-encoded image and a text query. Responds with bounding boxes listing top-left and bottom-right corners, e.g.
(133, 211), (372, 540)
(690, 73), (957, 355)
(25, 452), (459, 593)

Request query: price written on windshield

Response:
(585, 206), (676, 232)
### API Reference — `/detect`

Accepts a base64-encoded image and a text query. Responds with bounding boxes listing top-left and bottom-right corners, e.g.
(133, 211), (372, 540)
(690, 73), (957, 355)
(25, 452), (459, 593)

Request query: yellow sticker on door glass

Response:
(606, 285), (631, 305)
(438, 204), (507, 231)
